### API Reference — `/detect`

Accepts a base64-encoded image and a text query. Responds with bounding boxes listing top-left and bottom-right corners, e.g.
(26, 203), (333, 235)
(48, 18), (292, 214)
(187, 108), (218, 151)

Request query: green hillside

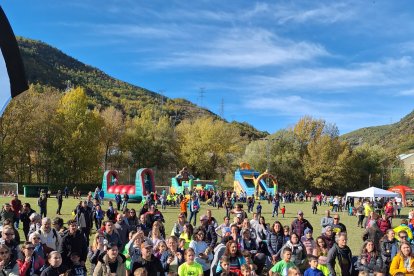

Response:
(17, 37), (268, 139)
(341, 110), (414, 152)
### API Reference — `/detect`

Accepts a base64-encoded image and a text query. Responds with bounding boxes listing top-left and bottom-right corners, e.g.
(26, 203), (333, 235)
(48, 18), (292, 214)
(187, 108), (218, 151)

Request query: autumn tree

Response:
(176, 116), (246, 179)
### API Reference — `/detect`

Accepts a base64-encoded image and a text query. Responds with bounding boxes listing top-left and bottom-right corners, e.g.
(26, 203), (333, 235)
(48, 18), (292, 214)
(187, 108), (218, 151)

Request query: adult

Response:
(215, 240), (246, 275)
(38, 217), (61, 252)
(102, 220), (122, 249)
(130, 241), (164, 275)
(291, 210), (313, 238)
(122, 231), (144, 271)
(272, 195), (280, 217)
(257, 216), (269, 244)
(160, 236), (184, 274)
(189, 228), (213, 275)
(75, 200), (93, 245)
(0, 203), (14, 224)
(93, 243), (127, 276)
(0, 226), (20, 262)
(280, 233), (307, 269)
(393, 219), (413, 241)
(88, 232), (105, 274)
(52, 217), (66, 237)
(331, 214), (347, 234)
(114, 214), (129, 248)
(179, 223), (194, 249)
(378, 213), (392, 235)
(356, 239), (383, 274)
(267, 221), (285, 264)
(10, 194), (22, 229)
(199, 214), (218, 249)
(320, 210), (334, 228)
(172, 212), (187, 238)
(115, 192), (122, 211)
(189, 194), (201, 226)
(56, 190), (63, 215)
(327, 232), (353, 276)
(20, 203), (35, 241)
(0, 244), (18, 275)
(381, 229), (398, 270)
(389, 241), (414, 275)
(29, 232), (47, 260)
(315, 236), (330, 275)
(17, 241), (45, 276)
(127, 208), (139, 232)
(37, 191), (47, 218)
(60, 219), (88, 270)
(321, 226), (336, 250)
(363, 220), (383, 251)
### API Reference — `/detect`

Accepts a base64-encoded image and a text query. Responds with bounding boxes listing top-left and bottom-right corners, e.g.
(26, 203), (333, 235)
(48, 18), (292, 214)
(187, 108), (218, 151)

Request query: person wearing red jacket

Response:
(378, 213), (392, 234)
(10, 194), (22, 229)
(17, 241), (45, 276)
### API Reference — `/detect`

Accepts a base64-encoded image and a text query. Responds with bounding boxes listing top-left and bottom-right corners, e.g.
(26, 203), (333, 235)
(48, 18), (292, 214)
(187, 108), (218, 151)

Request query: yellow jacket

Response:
(389, 254), (414, 276)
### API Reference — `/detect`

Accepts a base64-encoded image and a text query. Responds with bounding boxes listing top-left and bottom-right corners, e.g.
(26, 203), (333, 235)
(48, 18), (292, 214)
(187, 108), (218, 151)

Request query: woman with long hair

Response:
(356, 239), (383, 274)
(315, 236), (330, 276)
(17, 241), (45, 276)
(216, 240), (246, 275)
(389, 241), (414, 275)
(0, 244), (18, 275)
(189, 228), (213, 276)
(179, 223), (193, 249)
(127, 208), (139, 231)
(267, 221), (285, 264)
(161, 236), (184, 274)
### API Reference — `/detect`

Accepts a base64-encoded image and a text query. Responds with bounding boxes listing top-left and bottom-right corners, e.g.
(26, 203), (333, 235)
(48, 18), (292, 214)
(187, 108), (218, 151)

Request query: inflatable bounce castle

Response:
(101, 168), (155, 203)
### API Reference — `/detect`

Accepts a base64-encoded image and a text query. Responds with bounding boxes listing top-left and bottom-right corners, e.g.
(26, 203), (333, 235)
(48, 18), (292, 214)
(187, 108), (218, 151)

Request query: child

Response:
(154, 240), (168, 259)
(65, 252), (87, 276)
(270, 247), (295, 276)
(280, 206), (286, 218)
(134, 268), (148, 276)
(177, 248), (204, 276)
(283, 226), (290, 243)
(256, 202), (262, 217)
(40, 251), (64, 276)
(304, 255), (323, 276)
(220, 256), (237, 275)
(241, 264), (252, 276)
(178, 238), (186, 251)
(301, 228), (317, 256)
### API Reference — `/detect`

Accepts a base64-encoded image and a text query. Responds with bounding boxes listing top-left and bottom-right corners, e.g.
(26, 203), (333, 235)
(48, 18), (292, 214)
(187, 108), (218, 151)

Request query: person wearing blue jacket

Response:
(188, 194), (200, 226)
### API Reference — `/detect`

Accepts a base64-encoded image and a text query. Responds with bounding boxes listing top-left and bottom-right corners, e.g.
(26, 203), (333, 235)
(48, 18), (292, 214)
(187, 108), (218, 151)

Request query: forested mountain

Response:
(341, 110), (414, 153)
(17, 37), (268, 140)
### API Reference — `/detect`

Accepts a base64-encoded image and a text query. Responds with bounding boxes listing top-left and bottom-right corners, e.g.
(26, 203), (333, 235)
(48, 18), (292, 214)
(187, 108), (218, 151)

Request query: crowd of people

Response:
(0, 188), (413, 275)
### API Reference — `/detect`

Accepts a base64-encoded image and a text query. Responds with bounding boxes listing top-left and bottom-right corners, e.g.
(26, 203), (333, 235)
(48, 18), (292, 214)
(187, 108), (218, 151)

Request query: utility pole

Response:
(219, 97), (224, 118)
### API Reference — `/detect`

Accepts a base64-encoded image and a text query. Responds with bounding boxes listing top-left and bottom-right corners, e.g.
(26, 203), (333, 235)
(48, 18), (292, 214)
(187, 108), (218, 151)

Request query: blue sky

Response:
(3, 1), (414, 134)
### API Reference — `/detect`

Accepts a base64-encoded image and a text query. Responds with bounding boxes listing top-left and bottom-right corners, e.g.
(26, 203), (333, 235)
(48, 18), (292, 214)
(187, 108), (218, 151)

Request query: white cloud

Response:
(398, 89), (414, 96)
(244, 95), (345, 117)
(274, 2), (356, 24)
(151, 28), (329, 69)
(247, 57), (414, 92)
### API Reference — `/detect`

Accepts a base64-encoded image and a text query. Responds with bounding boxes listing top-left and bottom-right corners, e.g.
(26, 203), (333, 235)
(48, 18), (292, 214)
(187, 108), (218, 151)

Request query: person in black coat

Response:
(75, 201), (93, 245)
(130, 241), (164, 275)
(59, 219), (88, 271)
(20, 203), (35, 241)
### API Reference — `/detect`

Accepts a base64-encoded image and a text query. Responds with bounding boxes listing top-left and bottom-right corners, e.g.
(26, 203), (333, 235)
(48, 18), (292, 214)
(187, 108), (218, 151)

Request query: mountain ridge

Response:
(17, 37), (269, 140)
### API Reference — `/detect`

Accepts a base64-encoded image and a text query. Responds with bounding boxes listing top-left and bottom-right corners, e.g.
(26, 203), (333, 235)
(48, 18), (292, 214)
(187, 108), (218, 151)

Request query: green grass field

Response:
(2, 195), (408, 270)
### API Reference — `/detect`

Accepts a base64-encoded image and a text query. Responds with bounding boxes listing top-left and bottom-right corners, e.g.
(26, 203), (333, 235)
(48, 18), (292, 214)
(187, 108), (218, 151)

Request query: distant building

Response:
(398, 153), (414, 178)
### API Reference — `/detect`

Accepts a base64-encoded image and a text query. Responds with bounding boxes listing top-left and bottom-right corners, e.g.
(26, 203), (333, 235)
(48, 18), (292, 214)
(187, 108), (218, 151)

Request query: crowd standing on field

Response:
(0, 187), (414, 276)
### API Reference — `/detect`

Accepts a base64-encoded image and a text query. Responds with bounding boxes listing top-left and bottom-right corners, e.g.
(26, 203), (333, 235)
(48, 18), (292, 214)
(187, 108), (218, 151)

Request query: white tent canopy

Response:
(345, 186), (398, 200)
